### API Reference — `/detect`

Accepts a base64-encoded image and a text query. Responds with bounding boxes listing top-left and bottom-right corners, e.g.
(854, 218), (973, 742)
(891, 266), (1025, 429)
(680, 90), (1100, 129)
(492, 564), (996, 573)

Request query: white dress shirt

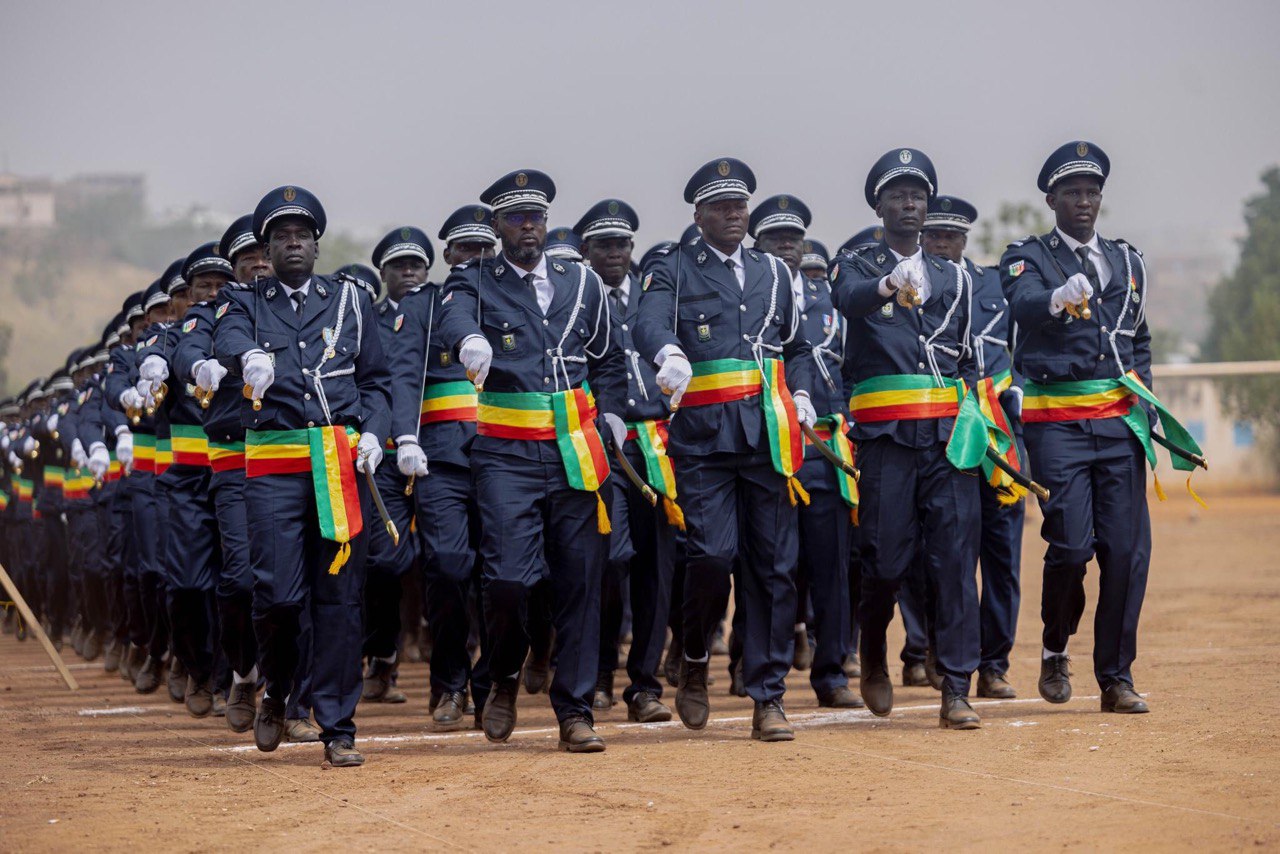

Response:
(705, 242), (746, 289)
(1055, 227), (1111, 290)
(509, 254), (553, 314)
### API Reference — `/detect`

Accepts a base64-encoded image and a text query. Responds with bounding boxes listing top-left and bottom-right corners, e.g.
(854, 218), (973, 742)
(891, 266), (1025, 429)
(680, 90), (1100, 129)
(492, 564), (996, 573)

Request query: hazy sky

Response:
(3, 0), (1278, 254)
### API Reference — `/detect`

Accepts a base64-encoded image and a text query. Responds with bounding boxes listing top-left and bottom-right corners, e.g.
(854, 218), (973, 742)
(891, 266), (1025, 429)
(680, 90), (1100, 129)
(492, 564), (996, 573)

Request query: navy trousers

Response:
(795, 455), (853, 696)
(855, 437), (980, 698)
(1026, 424), (1150, 690)
(210, 468), (257, 678)
(674, 451), (797, 703)
(363, 459), (417, 660)
(161, 465), (220, 683)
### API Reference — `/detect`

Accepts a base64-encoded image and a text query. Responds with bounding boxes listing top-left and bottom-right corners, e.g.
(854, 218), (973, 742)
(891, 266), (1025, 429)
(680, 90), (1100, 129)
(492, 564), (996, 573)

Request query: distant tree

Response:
(1203, 167), (1280, 441)
(0, 321), (11, 393)
(972, 200), (1053, 262)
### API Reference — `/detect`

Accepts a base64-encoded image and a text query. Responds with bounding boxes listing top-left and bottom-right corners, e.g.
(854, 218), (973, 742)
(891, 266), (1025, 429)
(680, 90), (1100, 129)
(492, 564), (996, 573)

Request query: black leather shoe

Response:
(729, 657), (747, 698)
(362, 658), (406, 702)
(842, 655), (860, 679)
(225, 682), (256, 733)
(592, 671), (615, 711)
(432, 691), (469, 731)
(167, 657), (187, 703)
(662, 635), (682, 688)
(102, 639), (122, 673)
(83, 629), (102, 662)
(751, 700), (795, 742)
(1101, 683), (1149, 714)
(524, 644), (552, 695)
(902, 661), (930, 687)
(675, 659), (710, 730)
(939, 693), (982, 730)
(185, 676), (214, 717)
(483, 678), (519, 743)
(1039, 654), (1072, 704)
(817, 685), (865, 709)
(211, 692), (227, 717)
(792, 629), (813, 671)
(124, 644), (146, 682)
(627, 691), (673, 723)
(324, 739), (365, 767)
(977, 670), (1017, 699)
(924, 648), (944, 691)
(254, 696), (287, 752)
(134, 655), (163, 694)
(860, 654), (894, 717)
(558, 715), (606, 753)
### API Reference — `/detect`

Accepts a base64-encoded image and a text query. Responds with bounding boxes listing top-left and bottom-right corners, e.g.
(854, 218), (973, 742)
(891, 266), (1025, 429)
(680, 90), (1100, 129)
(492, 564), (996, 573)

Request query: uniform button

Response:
(627, 398), (636, 406)
(304, 393), (311, 400)
(503, 322), (509, 329)
(542, 319), (549, 326)
(1101, 325), (1108, 332)
(917, 308), (924, 315)
(298, 341), (306, 349)
(739, 305), (747, 312)
(801, 313), (808, 321)
(307, 421), (315, 427)
(918, 362), (926, 370)
(546, 349), (553, 355)
(263, 341), (270, 348)
(621, 323), (629, 331)
(1098, 354), (1106, 361)
(543, 377), (550, 384)
(627, 372), (633, 380)
(698, 313), (705, 320)
(918, 335), (926, 342)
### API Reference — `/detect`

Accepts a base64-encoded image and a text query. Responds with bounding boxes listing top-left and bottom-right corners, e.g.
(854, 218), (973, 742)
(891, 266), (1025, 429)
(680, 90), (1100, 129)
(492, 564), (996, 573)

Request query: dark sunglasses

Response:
(500, 210), (546, 227)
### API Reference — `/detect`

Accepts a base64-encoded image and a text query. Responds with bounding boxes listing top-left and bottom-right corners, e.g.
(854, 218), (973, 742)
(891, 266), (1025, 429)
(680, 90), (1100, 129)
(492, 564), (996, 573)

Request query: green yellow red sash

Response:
(105, 451), (123, 483)
(13, 476), (34, 502)
(246, 426), (363, 572)
(684, 358), (809, 505)
(132, 433), (156, 474)
(850, 374), (991, 473)
(171, 424), (210, 467)
(156, 438), (173, 475)
(43, 466), (65, 494)
(422, 380), (478, 425)
(975, 370), (1026, 504)
(478, 387), (613, 532)
(626, 418), (685, 529)
(1023, 370), (1206, 505)
(64, 468), (95, 501)
(809, 414), (859, 521)
(208, 441), (245, 472)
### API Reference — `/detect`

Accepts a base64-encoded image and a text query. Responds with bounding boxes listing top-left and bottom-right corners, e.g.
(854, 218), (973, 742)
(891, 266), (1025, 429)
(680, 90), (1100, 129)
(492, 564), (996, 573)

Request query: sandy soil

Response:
(2, 494), (1278, 852)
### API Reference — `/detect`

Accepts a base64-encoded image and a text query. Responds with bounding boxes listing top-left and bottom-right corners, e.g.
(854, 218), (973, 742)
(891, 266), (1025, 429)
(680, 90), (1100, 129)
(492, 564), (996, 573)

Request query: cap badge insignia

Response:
(473, 208), (486, 222)
(874, 227), (884, 240)
(899, 149), (912, 164)
(1077, 142), (1089, 157)
(283, 187), (296, 202)
(515, 172), (528, 188)
(717, 160), (730, 177)
(400, 227), (412, 241)
(778, 196), (789, 210)
(876, 253), (886, 265)
(607, 201), (619, 215)
(940, 198), (952, 211)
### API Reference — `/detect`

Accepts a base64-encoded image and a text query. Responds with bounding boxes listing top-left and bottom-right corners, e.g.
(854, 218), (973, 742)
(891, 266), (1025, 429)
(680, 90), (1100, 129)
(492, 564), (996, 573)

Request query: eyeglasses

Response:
(500, 210), (546, 227)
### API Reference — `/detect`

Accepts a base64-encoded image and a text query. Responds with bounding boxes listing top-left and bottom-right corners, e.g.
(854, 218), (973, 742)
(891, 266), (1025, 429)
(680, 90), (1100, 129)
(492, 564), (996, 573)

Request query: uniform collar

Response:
(1055, 226), (1101, 257)
(507, 253), (548, 282)
(704, 241), (744, 269)
(279, 277), (311, 298)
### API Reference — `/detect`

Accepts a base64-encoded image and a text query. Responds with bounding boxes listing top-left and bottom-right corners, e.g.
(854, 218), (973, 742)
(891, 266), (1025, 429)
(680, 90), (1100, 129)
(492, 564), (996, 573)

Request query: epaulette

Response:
(405, 283), (425, 295)
(1007, 234), (1036, 249)
(1111, 237), (1142, 256)
(227, 281), (251, 291)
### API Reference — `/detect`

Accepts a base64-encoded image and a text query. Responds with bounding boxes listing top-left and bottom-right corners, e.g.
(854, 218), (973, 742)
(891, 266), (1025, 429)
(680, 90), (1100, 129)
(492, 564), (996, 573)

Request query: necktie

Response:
(725, 257), (739, 290)
(610, 287), (627, 317)
(524, 273), (543, 313)
(1076, 247), (1103, 294)
(290, 289), (306, 316)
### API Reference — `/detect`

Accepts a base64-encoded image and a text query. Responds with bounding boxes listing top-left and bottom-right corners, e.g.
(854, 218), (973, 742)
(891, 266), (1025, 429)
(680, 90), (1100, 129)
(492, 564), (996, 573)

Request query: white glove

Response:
(241, 351), (275, 400)
(655, 352), (693, 402)
(193, 359), (228, 392)
(115, 430), (134, 470)
(396, 440), (429, 478)
(793, 392), (817, 426)
(87, 444), (110, 480)
(139, 354), (169, 386)
(119, 387), (144, 412)
(1003, 386), (1024, 419)
(459, 335), (493, 388)
(1051, 273), (1094, 316)
(356, 432), (383, 474)
(134, 378), (155, 400)
(71, 438), (87, 468)
(7, 451), (20, 469)
(47, 413), (60, 433)
(603, 413), (627, 449)
(20, 435), (35, 455)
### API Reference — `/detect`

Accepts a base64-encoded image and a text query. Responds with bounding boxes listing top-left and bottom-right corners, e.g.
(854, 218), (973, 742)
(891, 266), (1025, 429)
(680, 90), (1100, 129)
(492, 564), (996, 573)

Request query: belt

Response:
(208, 440), (246, 472)
(133, 433), (156, 474)
(171, 424), (210, 467)
(684, 358), (808, 505)
(246, 426), (363, 571)
(477, 387), (612, 533)
(422, 380), (478, 425)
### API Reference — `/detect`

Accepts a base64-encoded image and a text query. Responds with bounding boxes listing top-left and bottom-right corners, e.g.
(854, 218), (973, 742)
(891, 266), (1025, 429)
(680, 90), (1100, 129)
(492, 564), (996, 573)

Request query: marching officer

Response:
(573, 198), (678, 723)
(360, 226), (435, 705)
(828, 149), (986, 729)
(214, 185), (392, 766)
(634, 158), (817, 742)
(1000, 142), (1190, 714)
(749, 193), (861, 709)
(922, 195), (1024, 699)
(437, 170), (626, 752)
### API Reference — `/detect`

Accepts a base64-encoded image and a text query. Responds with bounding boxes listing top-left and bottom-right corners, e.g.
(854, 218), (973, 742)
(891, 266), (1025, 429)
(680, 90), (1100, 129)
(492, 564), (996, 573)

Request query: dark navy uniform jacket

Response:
(104, 339), (157, 434)
(790, 271), (847, 464)
(967, 259), (1015, 382)
(436, 252), (626, 463)
(137, 320), (205, 434)
(610, 274), (671, 425)
(828, 239), (976, 448)
(632, 238), (815, 457)
(213, 275), (392, 441)
(999, 231), (1151, 439)
(172, 294), (250, 446)
(387, 282), (477, 470)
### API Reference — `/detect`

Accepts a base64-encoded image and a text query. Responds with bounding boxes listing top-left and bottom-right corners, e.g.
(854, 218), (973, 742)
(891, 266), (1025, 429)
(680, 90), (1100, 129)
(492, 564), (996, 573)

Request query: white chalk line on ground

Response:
(124, 708), (473, 852)
(208, 695), (1095, 753)
(79, 706), (148, 716)
(795, 739), (1279, 830)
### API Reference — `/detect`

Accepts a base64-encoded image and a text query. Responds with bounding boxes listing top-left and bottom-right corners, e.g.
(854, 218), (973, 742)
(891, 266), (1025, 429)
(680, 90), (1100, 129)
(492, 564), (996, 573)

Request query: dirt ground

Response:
(1, 493), (1278, 852)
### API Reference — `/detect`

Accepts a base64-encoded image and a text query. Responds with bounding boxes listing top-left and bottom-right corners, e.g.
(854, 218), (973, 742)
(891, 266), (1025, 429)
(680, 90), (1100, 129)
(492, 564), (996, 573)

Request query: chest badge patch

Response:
(440, 351), (451, 366)
(1008, 260), (1026, 278)
(394, 314), (404, 332)
(880, 303), (894, 318)
(697, 323), (712, 342)
(215, 303), (229, 319)
(502, 333), (516, 351)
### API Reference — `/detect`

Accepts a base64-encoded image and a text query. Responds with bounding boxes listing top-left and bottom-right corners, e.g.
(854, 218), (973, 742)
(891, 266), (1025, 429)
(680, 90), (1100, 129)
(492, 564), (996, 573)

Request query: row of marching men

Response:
(1, 138), (1205, 765)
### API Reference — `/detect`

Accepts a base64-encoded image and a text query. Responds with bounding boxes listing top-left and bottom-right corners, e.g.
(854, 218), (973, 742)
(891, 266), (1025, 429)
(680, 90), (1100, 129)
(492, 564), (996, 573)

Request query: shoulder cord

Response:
(1107, 244), (1138, 377)
(303, 280), (355, 426)
(550, 264), (593, 392)
(412, 291), (437, 433)
(972, 301), (1007, 378)
(811, 285), (843, 393)
(923, 262), (966, 387)
(749, 254), (785, 389)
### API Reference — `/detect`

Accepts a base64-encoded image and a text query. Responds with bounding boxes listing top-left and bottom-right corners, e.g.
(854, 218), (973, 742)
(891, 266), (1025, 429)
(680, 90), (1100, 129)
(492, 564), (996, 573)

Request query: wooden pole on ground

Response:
(0, 562), (79, 690)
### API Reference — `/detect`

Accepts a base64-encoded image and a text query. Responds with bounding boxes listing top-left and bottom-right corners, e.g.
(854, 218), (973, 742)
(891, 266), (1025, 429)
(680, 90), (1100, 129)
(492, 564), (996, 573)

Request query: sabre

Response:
(985, 447), (1050, 501)
(194, 385), (214, 409)
(362, 459), (399, 546)
(610, 440), (657, 506)
(799, 422), (860, 481)
(1034, 236), (1091, 320)
(242, 384), (262, 411)
(1153, 431), (1208, 471)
